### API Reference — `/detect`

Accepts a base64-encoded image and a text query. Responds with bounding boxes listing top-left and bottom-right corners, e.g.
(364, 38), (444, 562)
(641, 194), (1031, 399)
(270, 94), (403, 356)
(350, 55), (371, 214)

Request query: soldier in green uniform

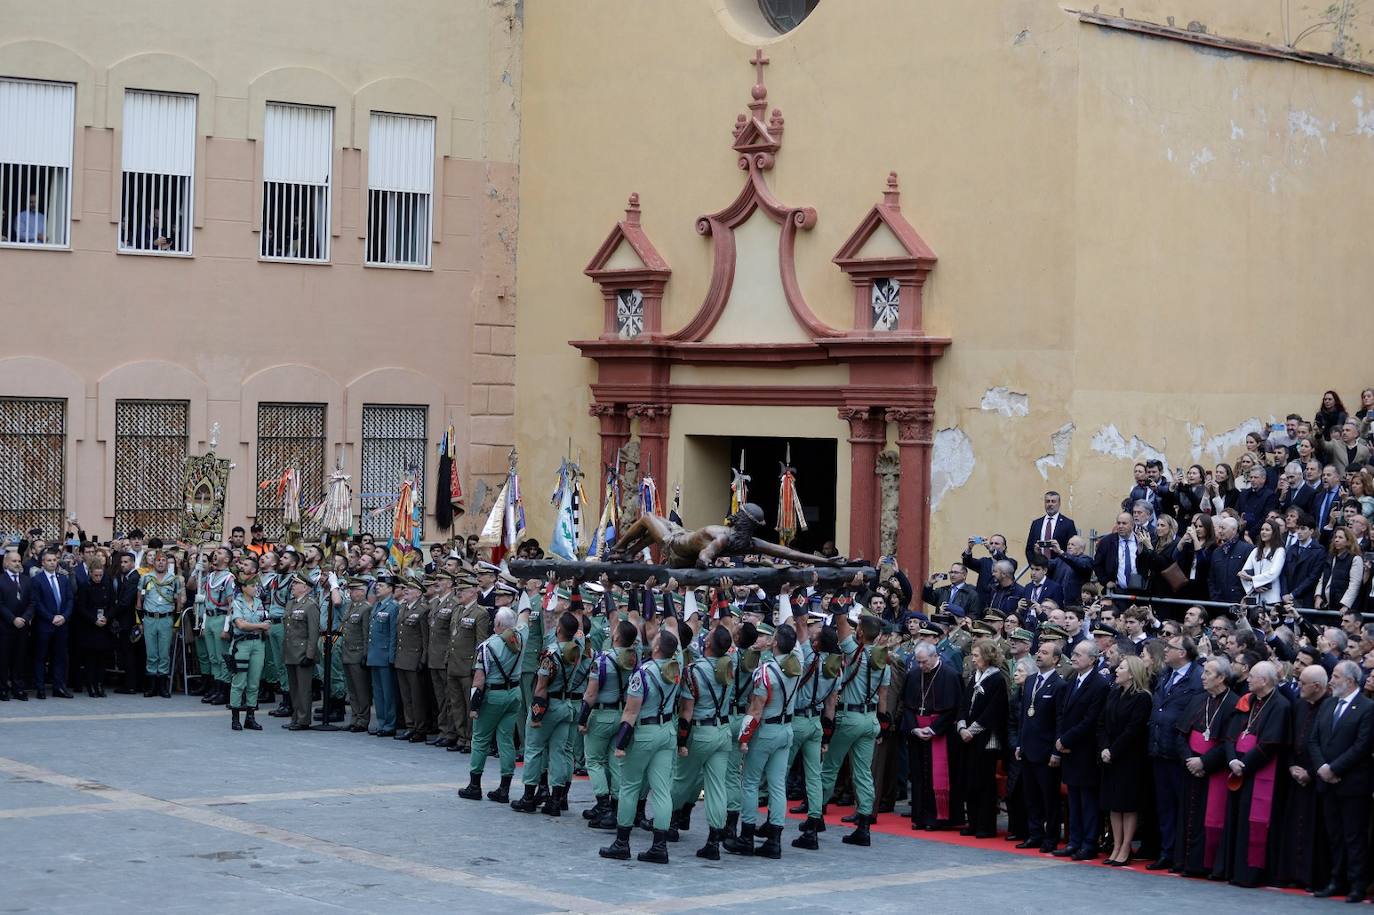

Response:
(256, 551), (284, 708)
(727, 620), (804, 858)
(599, 627), (682, 864)
(511, 608), (585, 815)
(227, 576), (270, 732)
(517, 580), (558, 755)
(303, 548), (345, 723)
(723, 618), (759, 843)
(424, 571), (457, 748)
(393, 575), (430, 741)
(339, 576), (372, 732)
(447, 574), (490, 753)
(457, 604), (530, 803)
(579, 615), (639, 829)
(198, 548), (236, 706)
(266, 550), (296, 717)
(281, 572), (320, 731)
(819, 611), (892, 846)
(668, 623), (736, 859)
(136, 550), (183, 699)
(788, 610), (842, 849)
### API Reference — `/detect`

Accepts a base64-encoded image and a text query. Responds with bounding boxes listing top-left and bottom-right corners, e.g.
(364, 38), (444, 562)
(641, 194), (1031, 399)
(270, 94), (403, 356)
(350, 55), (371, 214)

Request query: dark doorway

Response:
(726, 435), (836, 555)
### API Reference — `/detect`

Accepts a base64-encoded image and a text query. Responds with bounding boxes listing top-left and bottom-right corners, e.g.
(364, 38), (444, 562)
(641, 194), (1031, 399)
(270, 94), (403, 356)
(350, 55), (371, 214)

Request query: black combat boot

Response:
(231, 709), (242, 731)
(145, 678), (158, 698)
(270, 692), (291, 717)
(457, 773), (483, 800)
(637, 830), (670, 864)
(792, 816), (822, 849)
(842, 813), (871, 847)
(582, 794), (608, 821)
(509, 782), (540, 812)
(210, 683), (228, 706)
(244, 708), (262, 730)
(723, 810), (739, 842)
(634, 797), (652, 832)
(486, 775), (512, 803)
(724, 822), (756, 856)
(589, 797), (618, 830)
(695, 827), (722, 861)
(159, 676), (171, 699)
(541, 784), (565, 817)
(757, 823), (782, 859)
(599, 826), (632, 860)
(198, 676), (214, 701)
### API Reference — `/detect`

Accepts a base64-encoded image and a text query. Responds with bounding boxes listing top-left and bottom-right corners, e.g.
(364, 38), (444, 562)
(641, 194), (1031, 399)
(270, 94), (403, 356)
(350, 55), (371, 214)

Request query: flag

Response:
(550, 459), (578, 560)
(777, 461), (808, 546)
(589, 464), (620, 559)
(386, 475), (422, 569)
(729, 463), (750, 516)
(640, 474), (658, 518)
(572, 470), (588, 555)
(668, 483), (683, 526)
(435, 426), (464, 531)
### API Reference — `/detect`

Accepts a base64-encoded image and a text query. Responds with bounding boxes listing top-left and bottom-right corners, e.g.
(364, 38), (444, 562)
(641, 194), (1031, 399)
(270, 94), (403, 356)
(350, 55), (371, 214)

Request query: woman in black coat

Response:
(74, 562), (117, 697)
(1174, 514), (1216, 603)
(956, 638), (1009, 839)
(1097, 654), (1152, 865)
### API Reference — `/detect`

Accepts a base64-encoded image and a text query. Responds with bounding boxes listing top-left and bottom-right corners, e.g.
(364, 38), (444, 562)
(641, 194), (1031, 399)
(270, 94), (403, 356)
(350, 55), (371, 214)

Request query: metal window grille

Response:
(119, 90), (195, 255)
(758, 0), (820, 33)
(255, 403), (326, 541)
(360, 405), (427, 539)
(113, 399), (188, 540)
(0, 398), (66, 538)
(0, 78), (74, 249)
(261, 102), (332, 262)
(365, 112), (433, 268)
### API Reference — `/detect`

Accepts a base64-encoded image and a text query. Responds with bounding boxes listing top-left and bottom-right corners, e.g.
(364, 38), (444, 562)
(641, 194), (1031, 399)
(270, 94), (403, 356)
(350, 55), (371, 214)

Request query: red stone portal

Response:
(572, 51), (950, 582)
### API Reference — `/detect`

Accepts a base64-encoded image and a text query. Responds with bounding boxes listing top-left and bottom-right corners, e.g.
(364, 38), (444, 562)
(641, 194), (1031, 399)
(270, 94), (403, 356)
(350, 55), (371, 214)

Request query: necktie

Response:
(1042, 516), (1053, 542)
(1119, 538), (1132, 588)
(1335, 697), (1349, 724)
(1287, 534), (1297, 550)
(49, 574), (60, 605)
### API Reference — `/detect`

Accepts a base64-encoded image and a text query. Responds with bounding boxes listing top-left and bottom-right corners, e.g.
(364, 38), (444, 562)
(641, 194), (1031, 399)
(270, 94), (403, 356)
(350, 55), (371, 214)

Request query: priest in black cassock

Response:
(902, 641), (962, 830)
(1212, 660), (1291, 888)
(1173, 656), (1239, 877)
(1275, 664), (1329, 890)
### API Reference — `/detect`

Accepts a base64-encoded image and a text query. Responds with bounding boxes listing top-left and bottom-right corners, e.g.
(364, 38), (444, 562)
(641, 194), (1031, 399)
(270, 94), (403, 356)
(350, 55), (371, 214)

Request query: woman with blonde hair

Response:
(956, 638), (1008, 839)
(1097, 654), (1152, 865)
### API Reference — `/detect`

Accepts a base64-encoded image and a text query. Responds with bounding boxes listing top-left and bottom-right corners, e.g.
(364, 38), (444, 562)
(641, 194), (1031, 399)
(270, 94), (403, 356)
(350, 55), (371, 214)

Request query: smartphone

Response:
(1037, 540), (1055, 548)
(970, 536), (986, 545)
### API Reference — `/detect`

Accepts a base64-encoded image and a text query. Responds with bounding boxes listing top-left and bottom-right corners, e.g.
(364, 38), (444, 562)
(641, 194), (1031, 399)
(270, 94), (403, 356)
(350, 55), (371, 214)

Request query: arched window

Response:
(758, 0), (819, 34)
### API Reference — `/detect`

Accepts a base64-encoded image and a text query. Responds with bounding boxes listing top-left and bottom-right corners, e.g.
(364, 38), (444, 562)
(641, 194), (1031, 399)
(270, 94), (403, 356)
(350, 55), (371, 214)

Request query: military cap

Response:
(346, 576), (370, 590)
(284, 571), (311, 589)
(476, 561), (501, 575)
(1038, 622), (1069, 641)
(917, 623), (942, 638)
(1008, 627), (1035, 643)
(553, 585), (572, 601)
(1091, 622), (1119, 639)
(971, 620), (996, 636)
(754, 622), (776, 637)
(981, 609), (1007, 622)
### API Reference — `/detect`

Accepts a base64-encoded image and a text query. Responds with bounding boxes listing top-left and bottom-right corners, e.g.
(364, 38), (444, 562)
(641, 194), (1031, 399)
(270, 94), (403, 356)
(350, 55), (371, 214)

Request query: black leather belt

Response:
(641, 715), (672, 725)
(593, 700), (622, 709)
(795, 708), (820, 718)
(693, 714), (729, 726)
(205, 610), (227, 617)
(547, 691), (572, 700)
(764, 713), (793, 724)
(143, 612), (173, 618)
(235, 633), (262, 641)
(843, 703), (877, 713)
(487, 682), (517, 690)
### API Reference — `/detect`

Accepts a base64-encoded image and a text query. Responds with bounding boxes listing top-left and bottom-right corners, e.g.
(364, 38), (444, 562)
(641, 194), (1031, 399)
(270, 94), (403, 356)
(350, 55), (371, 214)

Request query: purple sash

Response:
(1234, 732), (1277, 868)
(917, 714), (949, 820)
(1188, 730), (1228, 868)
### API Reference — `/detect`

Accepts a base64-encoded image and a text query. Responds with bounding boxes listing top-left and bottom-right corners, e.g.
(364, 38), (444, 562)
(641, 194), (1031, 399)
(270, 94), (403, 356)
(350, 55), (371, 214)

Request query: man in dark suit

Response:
(1235, 466), (1279, 542)
(1052, 640), (1108, 860)
(1016, 640), (1065, 852)
(1022, 557), (1064, 609)
(1146, 634), (1203, 871)
(920, 562), (982, 618)
(1093, 512), (1151, 594)
(1309, 660), (1374, 903)
(29, 548), (74, 698)
(1281, 512), (1324, 606)
(1025, 491), (1078, 565)
(1280, 460), (1319, 516)
(1208, 516), (1253, 604)
(961, 535), (1016, 608)
(110, 552), (143, 694)
(0, 549), (33, 700)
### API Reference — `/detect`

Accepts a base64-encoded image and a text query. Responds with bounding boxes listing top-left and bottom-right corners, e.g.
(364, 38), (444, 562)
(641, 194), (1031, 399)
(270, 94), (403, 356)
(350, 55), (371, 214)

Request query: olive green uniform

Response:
(789, 642), (841, 816)
(471, 624), (526, 777)
(228, 595), (268, 709)
(448, 599), (490, 747)
(394, 598), (431, 735)
(583, 646), (632, 800)
(740, 646), (802, 828)
(671, 653), (735, 830)
(282, 596), (321, 727)
(338, 597), (372, 730)
(426, 594), (457, 741)
(820, 634), (890, 817)
(616, 657), (682, 830)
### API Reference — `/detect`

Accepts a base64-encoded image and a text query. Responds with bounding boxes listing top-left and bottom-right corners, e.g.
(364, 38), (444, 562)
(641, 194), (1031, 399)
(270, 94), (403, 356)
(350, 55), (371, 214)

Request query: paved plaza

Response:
(1, 694), (1318, 914)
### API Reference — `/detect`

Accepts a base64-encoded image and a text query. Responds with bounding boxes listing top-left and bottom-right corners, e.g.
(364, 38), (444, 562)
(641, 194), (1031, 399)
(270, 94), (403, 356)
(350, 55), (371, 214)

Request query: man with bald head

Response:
(1309, 660), (1374, 902)
(1276, 663), (1328, 890)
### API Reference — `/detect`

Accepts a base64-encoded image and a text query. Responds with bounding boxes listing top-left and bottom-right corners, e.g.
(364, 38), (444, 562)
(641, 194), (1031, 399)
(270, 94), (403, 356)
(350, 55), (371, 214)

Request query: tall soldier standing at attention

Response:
(137, 550), (183, 699)
(447, 574), (490, 753)
(458, 603), (530, 803)
(199, 548), (236, 706)
(227, 576), (269, 732)
(280, 572), (320, 731)
(258, 550), (287, 712)
(393, 576), (431, 741)
(819, 609), (892, 847)
(600, 627), (682, 864)
(365, 573), (400, 737)
(338, 577), (373, 733)
(424, 572), (458, 748)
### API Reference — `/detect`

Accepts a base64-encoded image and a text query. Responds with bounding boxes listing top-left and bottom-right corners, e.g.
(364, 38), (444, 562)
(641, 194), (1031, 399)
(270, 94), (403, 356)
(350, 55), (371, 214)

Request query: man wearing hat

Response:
(302, 545), (345, 719)
(788, 611), (842, 848)
(667, 620), (735, 857)
(257, 551), (287, 712)
(447, 573), (490, 752)
(476, 561), (501, 610)
(198, 547), (237, 706)
(517, 580), (560, 761)
(458, 603), (530, 804)
(393, 575), (431, 742)
(819, 610), (892, 847)
(280, 572), (320, 731)
(366, 574), (400, 736)
(424, 571), (459, 748)
(338, 577), (373, 733)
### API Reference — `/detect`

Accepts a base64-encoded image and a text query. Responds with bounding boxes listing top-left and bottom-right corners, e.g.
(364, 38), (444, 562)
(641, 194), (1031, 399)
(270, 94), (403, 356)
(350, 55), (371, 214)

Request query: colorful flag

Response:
(386, 474), (422, 569)
(550, 459), (578, 560)
(435, 426), (465, 531)
(776, 454), (808, 546)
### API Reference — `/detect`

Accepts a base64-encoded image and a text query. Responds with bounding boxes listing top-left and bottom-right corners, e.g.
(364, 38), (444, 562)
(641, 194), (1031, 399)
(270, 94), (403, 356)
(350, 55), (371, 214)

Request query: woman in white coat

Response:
(1239, 517), (1285, 607)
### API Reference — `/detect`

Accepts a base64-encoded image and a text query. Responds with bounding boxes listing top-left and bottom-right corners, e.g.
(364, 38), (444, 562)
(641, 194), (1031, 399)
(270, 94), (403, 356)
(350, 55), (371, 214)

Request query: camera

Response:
(970, 536), (986, 545)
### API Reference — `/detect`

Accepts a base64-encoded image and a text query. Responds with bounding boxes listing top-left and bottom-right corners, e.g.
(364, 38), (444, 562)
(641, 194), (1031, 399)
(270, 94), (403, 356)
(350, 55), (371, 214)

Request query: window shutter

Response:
(263, 102), (333, 185)
(122, 90), (197, 176)
(368, 113), (434, 193)
(0, 78), (74, 167)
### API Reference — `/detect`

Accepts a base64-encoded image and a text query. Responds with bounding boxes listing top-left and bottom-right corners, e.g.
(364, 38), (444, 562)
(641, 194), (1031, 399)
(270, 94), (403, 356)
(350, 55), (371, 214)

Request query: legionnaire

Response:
(267, 550), (297, 717)
(338, 577), (373, 733)
(458, 603), (530, 803)
(580, 616), (639, 829)
(447, 574), (492, 753)
(517, 579), (558, 757)
(424, 571), (458, 748)
(303, 546), (345, 723)
(393, 575), (431, 741)
(136, 550), (183, 699)
(788, 610), (843, 849)
(197, 547), (236, 706)
(668, 623), (736, 859)
(227, 576), (270, 731)
(819, 611), (892, 846)
(281, 572), (320, 731)
(728, 618), (804, 859)
(599, 627), (683, 864)
(257, 550), (285, 709)
(366, 574), (400, 736)
(512, 608), (586, 815)
(723, 617), (759, 843)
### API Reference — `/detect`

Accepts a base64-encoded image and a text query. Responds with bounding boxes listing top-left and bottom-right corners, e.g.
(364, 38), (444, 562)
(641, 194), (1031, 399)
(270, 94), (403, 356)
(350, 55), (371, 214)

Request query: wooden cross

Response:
(750, 49), (770, 85)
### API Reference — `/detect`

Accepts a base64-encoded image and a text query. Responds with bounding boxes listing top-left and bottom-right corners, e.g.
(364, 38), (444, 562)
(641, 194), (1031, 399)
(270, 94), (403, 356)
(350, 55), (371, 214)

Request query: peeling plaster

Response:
(1188, 146), (1216, 175)
(1355, 94), (1374, 137)
(1187, 417), (1267, 463)
(979, 386), (1029, 417)
(1288, 110), (1328, 150)
(930, 427), (975, 511)
(1034, 423), (1075, 480)
(1230, 120), (1244, 140)
(1090, 424), (1167, 463)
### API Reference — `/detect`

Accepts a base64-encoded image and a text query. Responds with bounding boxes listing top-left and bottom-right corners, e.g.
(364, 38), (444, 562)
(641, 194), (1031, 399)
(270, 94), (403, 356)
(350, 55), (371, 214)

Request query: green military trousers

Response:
(470, 686), (521, 777)
(143, 616), (173, 676)
(229, 639), (265, 709)
(264, 620), (285, 690)
(820, 711), (879, 815)
(671, 721), (732, 829)
(522, 699), (574, 788)
(201, 615), (229, 683)
(741, 723), (793, 826)
(788, 713), (824, 815)
(584, 707), (623, 798)
(616, 721), (674, 829)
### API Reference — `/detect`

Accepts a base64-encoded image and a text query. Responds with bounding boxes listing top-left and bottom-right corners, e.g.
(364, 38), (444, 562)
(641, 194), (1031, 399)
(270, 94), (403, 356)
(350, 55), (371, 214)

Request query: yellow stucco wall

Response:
(515, 0), (1374, 568)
